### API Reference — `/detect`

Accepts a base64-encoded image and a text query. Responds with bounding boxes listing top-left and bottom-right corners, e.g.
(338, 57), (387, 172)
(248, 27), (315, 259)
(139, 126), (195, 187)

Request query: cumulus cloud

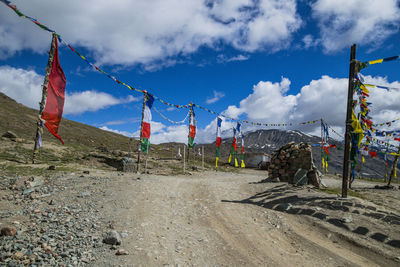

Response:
(64, 91), (138, 115)
(217, 75), (400, 139)
(0, 0), (301, 65)
(206, 90), (225, 104)
(0, 65), (139, 115)
(311, 0), (400, 52)
(224, 77), (296, 122)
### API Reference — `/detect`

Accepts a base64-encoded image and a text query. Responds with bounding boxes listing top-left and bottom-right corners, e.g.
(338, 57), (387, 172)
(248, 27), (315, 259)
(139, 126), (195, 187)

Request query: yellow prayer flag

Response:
(241, 160), (245, 168)
(360, 84), (370, 94)
(351, 110), (364, 134)
(369, 59), (383, 65)
(362, 156), (365, 164)
(215, 157), (219, 167)
(234, 158), (239, 167)
(228, 154), (232, 163)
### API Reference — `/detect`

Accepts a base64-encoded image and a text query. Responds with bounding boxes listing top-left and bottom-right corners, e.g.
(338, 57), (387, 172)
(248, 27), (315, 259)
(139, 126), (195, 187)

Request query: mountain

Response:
(199, 128), (393, 179)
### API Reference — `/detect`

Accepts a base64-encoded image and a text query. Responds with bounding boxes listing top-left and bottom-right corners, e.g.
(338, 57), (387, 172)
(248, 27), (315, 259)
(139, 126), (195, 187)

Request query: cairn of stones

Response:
(268, 141), (321, 187)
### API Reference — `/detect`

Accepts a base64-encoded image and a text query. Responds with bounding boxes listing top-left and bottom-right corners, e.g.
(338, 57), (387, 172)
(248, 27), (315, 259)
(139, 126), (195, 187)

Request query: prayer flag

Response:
(41, 36), (66, 144)
(188, 105), (196, 149)
(141, 93), (154, 153)
(216, 117), (222, 167)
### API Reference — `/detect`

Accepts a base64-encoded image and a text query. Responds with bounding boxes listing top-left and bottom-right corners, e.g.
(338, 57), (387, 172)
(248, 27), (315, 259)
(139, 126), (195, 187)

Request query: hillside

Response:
(0, 92), (132, 151)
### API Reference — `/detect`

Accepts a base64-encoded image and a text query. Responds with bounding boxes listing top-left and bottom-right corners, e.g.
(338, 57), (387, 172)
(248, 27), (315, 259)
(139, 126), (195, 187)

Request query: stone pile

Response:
(268, 142), (321, 188)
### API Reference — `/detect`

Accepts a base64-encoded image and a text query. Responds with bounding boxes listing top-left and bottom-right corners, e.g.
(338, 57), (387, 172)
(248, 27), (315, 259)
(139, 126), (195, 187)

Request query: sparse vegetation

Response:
(317, 187), (366, 199)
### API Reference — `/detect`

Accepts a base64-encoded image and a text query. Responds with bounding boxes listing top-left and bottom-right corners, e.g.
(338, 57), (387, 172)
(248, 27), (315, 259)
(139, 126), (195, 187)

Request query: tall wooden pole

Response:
(136, 92), (147, 173)
(342, 44), (357, 198)
(32, 33), (57, 164)
(388, 146), (400, 186)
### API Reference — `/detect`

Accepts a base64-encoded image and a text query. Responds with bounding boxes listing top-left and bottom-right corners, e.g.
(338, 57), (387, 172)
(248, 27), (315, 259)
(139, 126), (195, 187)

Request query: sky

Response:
(0, 0), (400, 145)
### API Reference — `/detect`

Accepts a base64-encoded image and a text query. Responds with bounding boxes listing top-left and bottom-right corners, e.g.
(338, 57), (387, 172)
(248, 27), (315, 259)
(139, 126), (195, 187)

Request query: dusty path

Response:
(95, 170), (399, 266)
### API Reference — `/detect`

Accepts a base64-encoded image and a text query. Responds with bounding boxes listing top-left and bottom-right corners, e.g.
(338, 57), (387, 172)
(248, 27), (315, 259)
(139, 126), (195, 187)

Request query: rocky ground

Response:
(1, 165), (400, 266)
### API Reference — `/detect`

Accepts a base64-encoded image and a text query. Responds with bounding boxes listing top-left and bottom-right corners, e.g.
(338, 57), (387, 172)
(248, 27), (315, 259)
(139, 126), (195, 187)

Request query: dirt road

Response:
(94, 170), (399, 266)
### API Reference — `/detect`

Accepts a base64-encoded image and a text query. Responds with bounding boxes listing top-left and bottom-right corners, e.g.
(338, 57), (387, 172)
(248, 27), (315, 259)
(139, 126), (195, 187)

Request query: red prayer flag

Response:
(189, 125), (196, 138)
(369, 151), (377, 158)
(141, 122), (150, 139)
(395, 138), (400, 142)
(41, 37), (66, 144)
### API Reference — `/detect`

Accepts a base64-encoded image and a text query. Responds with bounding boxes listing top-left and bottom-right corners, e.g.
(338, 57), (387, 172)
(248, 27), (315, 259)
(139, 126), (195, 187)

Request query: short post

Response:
(388, 145), (400, 186)
(183, 145), (186, 173)
(144, 140), (150, 174)
(202, 146), (204, 170)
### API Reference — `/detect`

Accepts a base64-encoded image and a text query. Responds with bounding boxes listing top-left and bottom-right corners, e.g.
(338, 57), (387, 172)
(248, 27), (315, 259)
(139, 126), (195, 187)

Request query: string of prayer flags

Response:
(373, 118), (400, 127)
(188, 104), (196, 149)
(215, 117), (222, 167)
(153, 106), (189, 124)
(41, 36), (66, 144)
(141, 93), (154, 153)
(0, 0), (348, 136)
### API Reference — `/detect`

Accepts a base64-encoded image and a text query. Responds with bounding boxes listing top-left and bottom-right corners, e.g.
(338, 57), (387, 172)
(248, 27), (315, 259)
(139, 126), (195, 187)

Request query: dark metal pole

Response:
(32, 33), (57, 164)
(342, 44), (357, 198)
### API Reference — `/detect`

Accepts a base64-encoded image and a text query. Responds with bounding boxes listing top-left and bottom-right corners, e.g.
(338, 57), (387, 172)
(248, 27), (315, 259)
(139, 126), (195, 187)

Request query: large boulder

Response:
(267, 142), (321, 188)
(118, 157), (136, 172)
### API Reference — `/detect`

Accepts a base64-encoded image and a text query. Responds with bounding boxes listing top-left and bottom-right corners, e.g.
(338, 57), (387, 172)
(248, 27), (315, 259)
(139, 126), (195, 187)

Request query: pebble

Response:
(115, 249), (129, 255)
(1, 226), (17, 236)
(103, 230), (122, 245)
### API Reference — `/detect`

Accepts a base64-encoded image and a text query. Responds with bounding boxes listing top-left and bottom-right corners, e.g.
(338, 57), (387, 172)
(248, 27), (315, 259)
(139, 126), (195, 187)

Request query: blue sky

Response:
(1, 0), (400, 144)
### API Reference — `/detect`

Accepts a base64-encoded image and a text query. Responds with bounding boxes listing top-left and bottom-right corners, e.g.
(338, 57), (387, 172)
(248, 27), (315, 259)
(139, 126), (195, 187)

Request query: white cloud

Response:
(206, 90), (225, 104)
(0, 65), (139, 115)
(311, 0), (400, 52)
(217, 54), (249, 63)
(0, 0), (301, 66)
(224, 77), (296, 122)
(302, 34), (319, 49)
(218, 75), (400, 139)
(63, 91), (138, 115)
